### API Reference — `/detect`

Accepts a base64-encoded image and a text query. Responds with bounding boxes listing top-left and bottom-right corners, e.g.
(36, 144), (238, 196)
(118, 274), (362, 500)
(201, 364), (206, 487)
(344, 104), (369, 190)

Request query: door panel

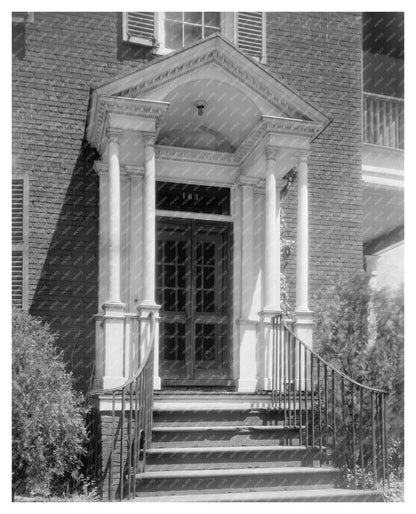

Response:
(157, 218), (231, 386)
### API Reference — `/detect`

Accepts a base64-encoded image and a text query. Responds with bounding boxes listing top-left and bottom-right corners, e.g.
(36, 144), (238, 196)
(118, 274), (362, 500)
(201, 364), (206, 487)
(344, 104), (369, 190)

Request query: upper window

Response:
(123, 12), (266, 62)
(163, 12), (221, 49)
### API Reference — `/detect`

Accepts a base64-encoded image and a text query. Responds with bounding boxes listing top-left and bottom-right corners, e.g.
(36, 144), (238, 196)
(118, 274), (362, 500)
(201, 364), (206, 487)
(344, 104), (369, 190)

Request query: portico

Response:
(86, 35), (328, 393)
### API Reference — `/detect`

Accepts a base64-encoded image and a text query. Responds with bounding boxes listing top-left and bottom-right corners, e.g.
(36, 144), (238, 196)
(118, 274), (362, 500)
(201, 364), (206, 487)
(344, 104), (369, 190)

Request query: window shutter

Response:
(12, 178), (24, 243)
(12, 251), (23, 308)
(124, 12), (155, 46)
(12, 177), (27, 309)
(236, 12), (264, 60)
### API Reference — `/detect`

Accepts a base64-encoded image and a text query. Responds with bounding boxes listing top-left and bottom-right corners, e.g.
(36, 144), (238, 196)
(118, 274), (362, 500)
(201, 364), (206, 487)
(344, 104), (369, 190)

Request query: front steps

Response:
(132, 392), (384, 502)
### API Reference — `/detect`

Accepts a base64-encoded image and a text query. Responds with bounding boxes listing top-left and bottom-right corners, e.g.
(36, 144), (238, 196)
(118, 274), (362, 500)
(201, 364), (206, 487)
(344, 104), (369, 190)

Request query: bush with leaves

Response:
(313, 272), (404, 480)
(12, 309), (88, 499)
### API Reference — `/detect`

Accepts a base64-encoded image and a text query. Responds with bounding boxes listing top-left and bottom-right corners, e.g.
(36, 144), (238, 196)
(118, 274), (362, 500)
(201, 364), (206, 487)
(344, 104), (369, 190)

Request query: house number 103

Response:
(182, 192), (199, 201)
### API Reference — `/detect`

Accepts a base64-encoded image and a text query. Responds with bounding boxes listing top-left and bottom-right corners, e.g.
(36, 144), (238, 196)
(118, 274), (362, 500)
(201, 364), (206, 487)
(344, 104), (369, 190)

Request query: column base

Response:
(258, 308), (282, 323)
(293, 309), (314, 348)
(262, 377), (272, 390)
(237, 378), (258, 393)
(139, 300), (160, 310)
(101, 376), (126, 389)
(153, 376), (161, 390)
(102, 301), (126, 316)
(138, 303), (161, 391)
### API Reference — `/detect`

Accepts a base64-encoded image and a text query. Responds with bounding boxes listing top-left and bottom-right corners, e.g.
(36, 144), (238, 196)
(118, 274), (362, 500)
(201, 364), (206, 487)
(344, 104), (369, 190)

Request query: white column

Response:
(260, 147), (282, 391)
(139, 132), (161, 390)
(142, 133), (157, 306)
(264, 146), (281, 311)
(294, 151), (313, 352)
(106, 128), (122, 304)
(238, 176), (258, 392)
(296, 152), (309, 312)
(99, 128), (125, 389)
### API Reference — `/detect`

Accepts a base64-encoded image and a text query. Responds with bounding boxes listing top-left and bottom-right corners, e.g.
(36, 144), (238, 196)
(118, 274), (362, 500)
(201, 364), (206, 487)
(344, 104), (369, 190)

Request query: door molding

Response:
(157, 216), (233, 387)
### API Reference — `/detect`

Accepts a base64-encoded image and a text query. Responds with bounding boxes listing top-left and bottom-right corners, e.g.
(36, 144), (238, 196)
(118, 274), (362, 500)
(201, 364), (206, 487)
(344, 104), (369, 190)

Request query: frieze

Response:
(155, 145), (238, 167)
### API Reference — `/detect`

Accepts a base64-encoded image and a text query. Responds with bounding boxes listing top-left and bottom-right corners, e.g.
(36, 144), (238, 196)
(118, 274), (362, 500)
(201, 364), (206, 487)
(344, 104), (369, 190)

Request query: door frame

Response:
(156, 215), (233, 387)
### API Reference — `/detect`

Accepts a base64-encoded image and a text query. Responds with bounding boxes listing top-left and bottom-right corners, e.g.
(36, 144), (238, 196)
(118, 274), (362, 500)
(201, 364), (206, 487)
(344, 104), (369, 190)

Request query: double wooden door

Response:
(156, 218), (232, 386)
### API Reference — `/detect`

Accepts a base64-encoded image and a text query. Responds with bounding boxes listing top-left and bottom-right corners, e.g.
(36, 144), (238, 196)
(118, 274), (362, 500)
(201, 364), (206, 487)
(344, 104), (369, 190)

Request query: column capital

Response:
(265, 145), (279, 162)
(236, 175), (259, 188)
(106, 127), (122, 143)
(142, 132), (156, 146)
(297, 150), (310, 164)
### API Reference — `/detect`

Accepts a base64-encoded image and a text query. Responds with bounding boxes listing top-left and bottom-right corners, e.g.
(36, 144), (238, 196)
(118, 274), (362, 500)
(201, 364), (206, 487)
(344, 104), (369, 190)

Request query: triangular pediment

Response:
(87, 35), (331, 158)
(92, 35), (329, 126)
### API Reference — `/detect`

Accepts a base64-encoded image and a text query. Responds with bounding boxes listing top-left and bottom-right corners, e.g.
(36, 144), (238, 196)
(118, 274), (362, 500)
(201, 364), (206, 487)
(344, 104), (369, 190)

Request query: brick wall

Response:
(12, 12), (149, 391)
(13, 12), (364, 391)
(266, 12), (364, 308)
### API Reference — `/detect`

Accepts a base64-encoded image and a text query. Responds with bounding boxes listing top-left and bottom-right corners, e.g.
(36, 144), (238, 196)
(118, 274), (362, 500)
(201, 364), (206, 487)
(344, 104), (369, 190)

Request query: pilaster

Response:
(236, 176), (259, 392)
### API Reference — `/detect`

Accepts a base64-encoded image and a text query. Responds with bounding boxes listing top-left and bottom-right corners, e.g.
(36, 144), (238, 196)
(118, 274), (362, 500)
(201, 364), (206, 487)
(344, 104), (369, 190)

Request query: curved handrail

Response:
(271, 314), (389, 490)
(87, 311), (157, 501)
(281, 317), (387, 395)
(93, 311), (156, 396)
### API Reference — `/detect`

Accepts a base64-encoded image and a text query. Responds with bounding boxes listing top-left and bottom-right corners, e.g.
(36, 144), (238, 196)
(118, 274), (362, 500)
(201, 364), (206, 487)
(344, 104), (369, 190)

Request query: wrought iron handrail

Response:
(88, 311), (156, 501)
(271, 315), (388, 490)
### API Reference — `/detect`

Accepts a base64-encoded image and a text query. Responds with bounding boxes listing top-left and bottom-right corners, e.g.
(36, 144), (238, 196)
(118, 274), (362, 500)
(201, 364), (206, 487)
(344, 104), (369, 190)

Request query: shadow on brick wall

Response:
(30, 141), (99, 394)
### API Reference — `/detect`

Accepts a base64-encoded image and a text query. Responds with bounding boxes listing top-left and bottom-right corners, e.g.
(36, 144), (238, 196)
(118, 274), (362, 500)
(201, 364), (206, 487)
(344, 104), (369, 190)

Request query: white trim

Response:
(156, 174), (237, 188)
(373, 240), (404, 256)
(156, 209), (233, 222)
(362, 166), (404, 190)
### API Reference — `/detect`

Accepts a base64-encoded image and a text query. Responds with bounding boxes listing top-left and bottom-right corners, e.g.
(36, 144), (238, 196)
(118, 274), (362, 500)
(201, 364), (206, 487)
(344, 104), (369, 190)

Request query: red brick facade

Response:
(12, 12), (363, 393)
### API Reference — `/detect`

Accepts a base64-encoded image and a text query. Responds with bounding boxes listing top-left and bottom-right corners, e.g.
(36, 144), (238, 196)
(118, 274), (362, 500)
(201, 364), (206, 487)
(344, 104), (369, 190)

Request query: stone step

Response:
(134, 466), (340, 496)
(151, 424), (304, 447)
(146, 445), (321, 471)
(154, 400), (308, 411)
(153, 408), (303, 427)
(131, 488), (384, 502)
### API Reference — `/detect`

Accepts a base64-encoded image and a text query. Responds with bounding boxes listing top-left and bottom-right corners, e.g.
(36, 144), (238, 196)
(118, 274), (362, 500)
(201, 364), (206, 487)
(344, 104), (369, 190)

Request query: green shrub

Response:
(313, 273), (404, 478)
(12, 309), (88, 499)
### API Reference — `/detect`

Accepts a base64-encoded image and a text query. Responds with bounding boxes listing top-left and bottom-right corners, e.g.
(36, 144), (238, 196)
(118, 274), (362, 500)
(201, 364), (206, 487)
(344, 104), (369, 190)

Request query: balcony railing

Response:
(363, 93), (404, 150)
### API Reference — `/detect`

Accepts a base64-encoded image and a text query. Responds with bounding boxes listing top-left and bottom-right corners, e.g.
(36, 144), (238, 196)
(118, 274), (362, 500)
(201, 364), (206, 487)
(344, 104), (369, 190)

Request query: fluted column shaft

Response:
(296, 153), (309, 311)
(264, 147), (281, 310)
(142, 133), (156, 305)
(107, 128), (122, 304)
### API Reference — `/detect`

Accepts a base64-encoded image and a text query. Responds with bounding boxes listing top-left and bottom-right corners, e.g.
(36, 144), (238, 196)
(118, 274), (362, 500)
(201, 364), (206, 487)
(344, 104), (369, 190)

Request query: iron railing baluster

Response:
(360, 388), (365, 488)
(351, 383), (356, 488)
(311, 354), (315, 447)
(371, 392), (377, 488)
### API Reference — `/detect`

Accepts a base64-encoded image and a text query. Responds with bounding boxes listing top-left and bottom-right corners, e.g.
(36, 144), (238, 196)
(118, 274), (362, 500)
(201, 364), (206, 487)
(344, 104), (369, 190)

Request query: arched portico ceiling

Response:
(87, 34), (331, 157)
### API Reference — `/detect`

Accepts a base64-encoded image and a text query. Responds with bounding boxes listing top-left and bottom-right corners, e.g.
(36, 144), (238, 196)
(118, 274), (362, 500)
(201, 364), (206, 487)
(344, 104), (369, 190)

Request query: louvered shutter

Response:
(12, 179), (24, 243)
(12, 178), (25, 308)
(124, 12), (155, 46)
(236, 12), (264, 61)
(12, 251), (23, 308)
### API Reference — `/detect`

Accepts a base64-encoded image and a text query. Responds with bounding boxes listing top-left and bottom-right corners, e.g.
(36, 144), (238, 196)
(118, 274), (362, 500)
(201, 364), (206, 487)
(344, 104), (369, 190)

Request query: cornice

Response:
(88, 96), (169, 154)
(235, 116), (322, 164)
(155, 145), (239, 167)
(118, 49), (308, 122)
